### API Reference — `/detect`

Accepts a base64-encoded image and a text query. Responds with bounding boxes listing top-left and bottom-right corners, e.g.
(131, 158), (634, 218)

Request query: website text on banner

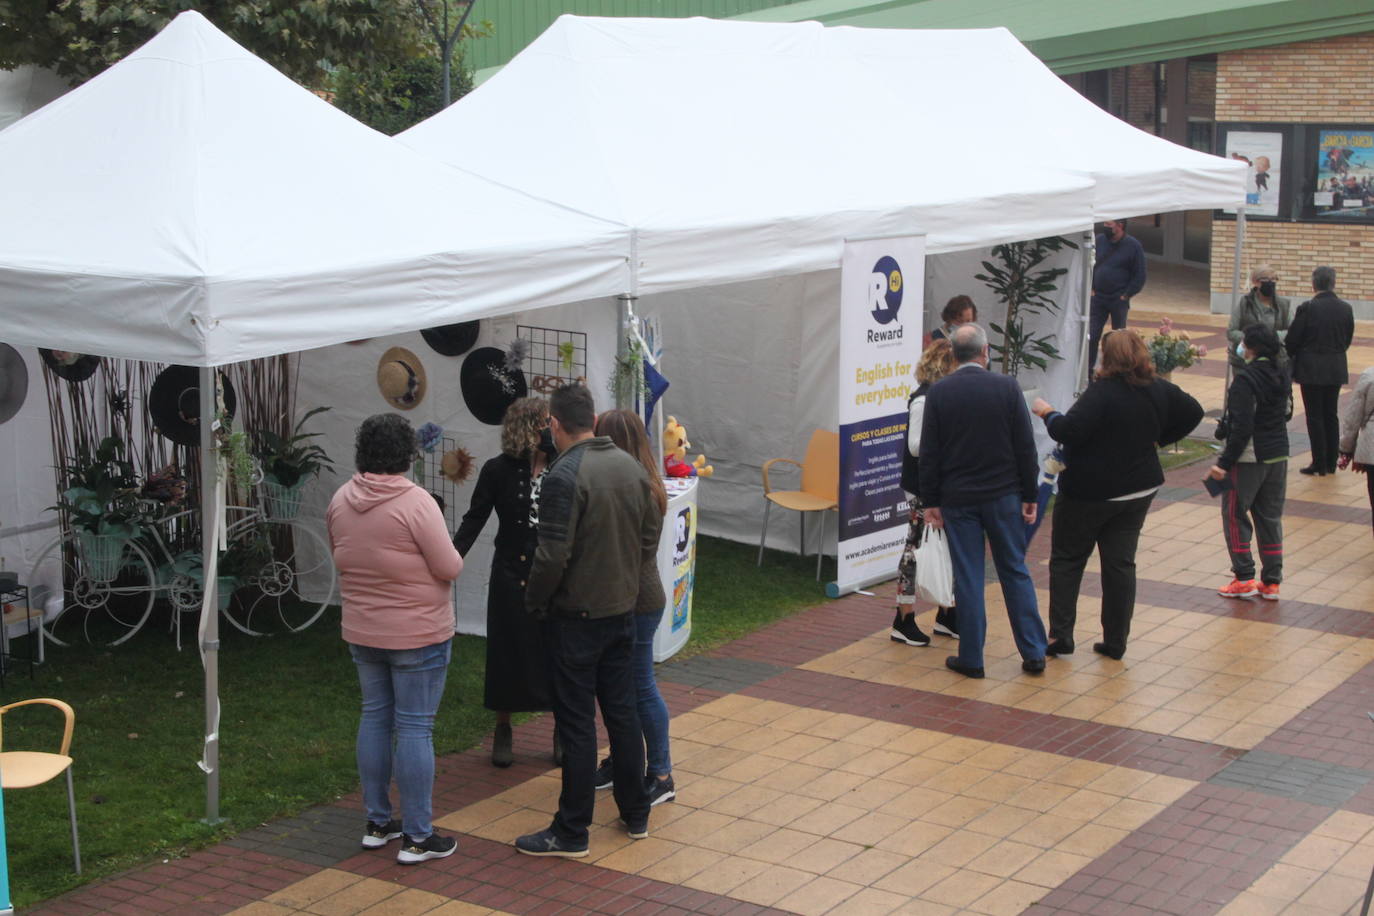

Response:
(834, 235), (926, 597)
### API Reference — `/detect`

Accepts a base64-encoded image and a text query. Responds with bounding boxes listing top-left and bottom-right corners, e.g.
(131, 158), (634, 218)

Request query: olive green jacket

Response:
(1227, 291), (1291, 369)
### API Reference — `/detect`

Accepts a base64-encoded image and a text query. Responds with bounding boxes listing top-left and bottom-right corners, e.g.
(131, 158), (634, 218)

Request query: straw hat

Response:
(148, 365), (238, 447)
(0, 344), (28, 425)
(377, 346), (426, 410)
(420, 321), (480, 357)
(39, 348), (101, 382)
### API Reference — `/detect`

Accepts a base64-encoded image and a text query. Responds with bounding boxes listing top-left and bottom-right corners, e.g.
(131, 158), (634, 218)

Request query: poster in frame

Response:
(1215, 123), (1292, 220)
(1302, 125), (1374, 223)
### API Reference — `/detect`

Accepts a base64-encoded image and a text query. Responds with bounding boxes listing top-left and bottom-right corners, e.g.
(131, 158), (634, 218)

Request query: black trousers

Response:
(546, 613), (649, 843)
(1087, 295), (1130, 371)
(1048, 492), (1153, 654)
(1301, 383), (1341, 472)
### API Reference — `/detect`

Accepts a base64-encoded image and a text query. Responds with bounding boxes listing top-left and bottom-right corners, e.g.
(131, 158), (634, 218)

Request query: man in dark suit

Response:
(1286, 266), (1355, 476)
(920, 324), (1048, 678)
(1088, 218), (1147, 371)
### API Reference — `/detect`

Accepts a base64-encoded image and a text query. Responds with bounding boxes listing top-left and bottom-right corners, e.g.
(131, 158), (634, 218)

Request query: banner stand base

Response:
(826, 571), (895, 599)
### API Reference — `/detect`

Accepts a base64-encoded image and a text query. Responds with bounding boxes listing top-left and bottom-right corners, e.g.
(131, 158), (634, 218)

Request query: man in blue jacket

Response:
(920, 324), (1048, 678)
(1089, 218), (1147, 371)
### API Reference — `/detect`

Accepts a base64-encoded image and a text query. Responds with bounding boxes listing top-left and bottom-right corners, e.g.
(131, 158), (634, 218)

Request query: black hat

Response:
(0, 344), (28, 425)
(420, 321), (480, 357)
(39, 348), (101, 383)
(461, 347), (527, 425)
(148, 365), (238, 447)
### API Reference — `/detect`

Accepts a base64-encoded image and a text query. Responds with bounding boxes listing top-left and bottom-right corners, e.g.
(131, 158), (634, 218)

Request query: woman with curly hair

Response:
(894, 339), (958, 646)
(454, 397), (559, 768)
(588, 409), (675, 806)
(328, 414), (463, 864)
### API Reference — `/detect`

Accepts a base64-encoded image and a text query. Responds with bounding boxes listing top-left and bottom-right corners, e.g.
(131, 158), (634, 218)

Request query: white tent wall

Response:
(291, 297), (617, 635)
(637, 241), (1085, 555)
(0, 347), (61, 603)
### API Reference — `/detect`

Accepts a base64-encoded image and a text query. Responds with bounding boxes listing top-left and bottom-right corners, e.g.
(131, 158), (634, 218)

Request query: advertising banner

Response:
(835, 236), (925, 596)
(1223, 130), (1284, 218)
(1312, 128), (1374, 220)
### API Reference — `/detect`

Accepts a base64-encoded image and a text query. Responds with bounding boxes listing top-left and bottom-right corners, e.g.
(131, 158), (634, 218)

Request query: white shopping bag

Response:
(913, 525), (956, 607)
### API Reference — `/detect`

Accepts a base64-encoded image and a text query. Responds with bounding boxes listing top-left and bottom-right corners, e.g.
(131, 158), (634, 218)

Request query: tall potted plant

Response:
(255, 406), (334, 519)
(974, 236), (1079, 379)
(54, 435), (146, 582)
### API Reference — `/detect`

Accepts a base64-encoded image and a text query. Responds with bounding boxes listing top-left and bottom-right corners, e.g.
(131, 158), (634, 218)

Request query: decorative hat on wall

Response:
(461, 347), (527, 425)
(420, 321), (480, 357)
(0, 344), (29, 425)
(39, 348), (101, 382)
(148, 365), (238, 447)
(377, 346), (427, 410)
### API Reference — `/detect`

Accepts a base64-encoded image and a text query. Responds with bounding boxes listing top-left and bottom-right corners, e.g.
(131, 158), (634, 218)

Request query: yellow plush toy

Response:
(662, 415), (713, 478)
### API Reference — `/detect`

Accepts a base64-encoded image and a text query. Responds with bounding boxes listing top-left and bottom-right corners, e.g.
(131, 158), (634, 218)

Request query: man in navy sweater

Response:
(920, 324), (1048, 678)
(1089, 218), (1147, 371)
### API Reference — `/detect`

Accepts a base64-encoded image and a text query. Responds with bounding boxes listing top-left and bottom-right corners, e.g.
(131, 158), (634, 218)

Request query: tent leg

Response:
(199, 365), (222, 826)
(1230, 207), (1246, 314)
(1077, 227), (1095, 394)
(616, 294), (637, 411)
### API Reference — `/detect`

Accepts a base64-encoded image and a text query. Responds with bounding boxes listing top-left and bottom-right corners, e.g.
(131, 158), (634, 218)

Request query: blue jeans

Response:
(634, 612), (672, 778)
(943, 492), (1047, 668)
(349, 639), (451, 840)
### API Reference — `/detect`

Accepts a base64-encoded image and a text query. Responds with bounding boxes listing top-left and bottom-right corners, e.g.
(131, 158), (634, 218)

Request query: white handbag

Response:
(912, 525), (956, 608)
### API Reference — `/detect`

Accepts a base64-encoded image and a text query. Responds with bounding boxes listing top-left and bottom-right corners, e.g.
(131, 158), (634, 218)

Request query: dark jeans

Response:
(1222, 461), (1287, 583)
(1088, 295), (1130, 370)
(1301, 383), (1341, 472)
(547, 613), (649, 843)
(943, 492), (1047, 668)
(1048, 493), (1153, 655)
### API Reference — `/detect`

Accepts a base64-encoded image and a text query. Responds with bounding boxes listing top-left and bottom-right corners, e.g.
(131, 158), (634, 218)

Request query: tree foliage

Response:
(974, 235), (1079, 377)
(331, 49), (469, 134)
(0, 0), (427, 88)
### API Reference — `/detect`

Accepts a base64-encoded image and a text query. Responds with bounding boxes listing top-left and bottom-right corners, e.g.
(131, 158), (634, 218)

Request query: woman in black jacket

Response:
(453, 397), (558, 767)
(1032, 329), (1203, 660)
(1209, 324), (1291, 599)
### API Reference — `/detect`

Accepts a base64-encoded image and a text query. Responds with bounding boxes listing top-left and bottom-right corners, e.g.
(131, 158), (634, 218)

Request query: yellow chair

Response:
(758, 429), (839, 580)
(0, 698), (80, 873)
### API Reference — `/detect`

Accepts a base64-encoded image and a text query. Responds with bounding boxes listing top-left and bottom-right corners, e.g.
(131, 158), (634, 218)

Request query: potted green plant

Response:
(974, 236), (1079, 379)
(171, 527), (272, 611)
(53, 435), (146, 582)
(255, 406), (334, 519)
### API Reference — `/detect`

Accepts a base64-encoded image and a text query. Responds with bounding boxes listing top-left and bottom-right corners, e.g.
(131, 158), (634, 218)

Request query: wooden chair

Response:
(758, 429), (839, 580)
(0, 698), (81, 873)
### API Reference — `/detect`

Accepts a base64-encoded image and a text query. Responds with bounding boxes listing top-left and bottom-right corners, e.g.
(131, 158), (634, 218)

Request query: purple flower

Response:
(417, 422), (443, 453)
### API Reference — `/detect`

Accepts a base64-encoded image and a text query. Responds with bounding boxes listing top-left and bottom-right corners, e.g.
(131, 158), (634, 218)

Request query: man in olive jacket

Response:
(1286, 266), (1355, 475)
(517, 384), (662, 858)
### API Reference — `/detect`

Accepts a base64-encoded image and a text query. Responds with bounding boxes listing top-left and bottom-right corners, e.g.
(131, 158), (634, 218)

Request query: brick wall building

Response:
(1209, 33), (1374, 311)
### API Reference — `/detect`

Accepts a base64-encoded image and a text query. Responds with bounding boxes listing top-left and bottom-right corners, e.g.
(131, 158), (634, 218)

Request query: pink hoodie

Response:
(327, 473), (463, 650)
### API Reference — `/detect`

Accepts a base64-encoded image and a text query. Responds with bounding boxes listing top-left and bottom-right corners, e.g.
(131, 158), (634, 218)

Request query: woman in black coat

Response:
(453, 397), (558, 768)
(1032, 329), (1203, 660)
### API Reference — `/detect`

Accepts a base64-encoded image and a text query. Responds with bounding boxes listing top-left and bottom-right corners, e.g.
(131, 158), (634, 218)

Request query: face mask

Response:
(1258, 280), (1276, 297)
(1236, 341), (1246, 359)
(539, 427), (556, 455)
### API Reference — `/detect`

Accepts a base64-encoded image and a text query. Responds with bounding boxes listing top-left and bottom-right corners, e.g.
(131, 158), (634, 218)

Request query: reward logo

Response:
(869, 255), (903, 324)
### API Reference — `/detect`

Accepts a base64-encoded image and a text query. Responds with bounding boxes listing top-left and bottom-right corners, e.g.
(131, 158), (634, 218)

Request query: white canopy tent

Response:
(0, 11), (632, 822)
(399, 15), (1247, 554)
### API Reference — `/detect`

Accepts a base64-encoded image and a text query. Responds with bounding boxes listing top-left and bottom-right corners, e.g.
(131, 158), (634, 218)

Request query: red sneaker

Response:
(1218, 578), (1258, 599)
(1257, 582), (1280, 601)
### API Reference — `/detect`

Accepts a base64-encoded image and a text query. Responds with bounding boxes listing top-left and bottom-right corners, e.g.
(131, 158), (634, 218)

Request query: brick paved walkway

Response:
(26, 306), (1374, 915)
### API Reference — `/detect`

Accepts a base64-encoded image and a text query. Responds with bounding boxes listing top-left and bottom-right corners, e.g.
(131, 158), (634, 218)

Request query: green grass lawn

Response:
(0, 534), (831, 906)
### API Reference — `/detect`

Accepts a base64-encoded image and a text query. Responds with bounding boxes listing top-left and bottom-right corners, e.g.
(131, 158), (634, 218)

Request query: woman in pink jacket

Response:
(327, 414), (463, 865)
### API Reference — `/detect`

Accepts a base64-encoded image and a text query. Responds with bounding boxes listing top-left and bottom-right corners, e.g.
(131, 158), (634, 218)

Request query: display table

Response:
(653, 477), (698, 662)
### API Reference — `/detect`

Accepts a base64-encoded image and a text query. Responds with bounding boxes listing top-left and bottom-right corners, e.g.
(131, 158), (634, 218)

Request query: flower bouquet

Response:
(1147, 318), (1208, 376)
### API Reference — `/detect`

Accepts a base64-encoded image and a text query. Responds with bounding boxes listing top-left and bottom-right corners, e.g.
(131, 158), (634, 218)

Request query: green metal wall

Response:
(466, 0), (809, 72)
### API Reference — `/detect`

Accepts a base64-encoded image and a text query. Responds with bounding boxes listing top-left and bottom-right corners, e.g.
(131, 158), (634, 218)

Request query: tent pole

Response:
(199, 365), (223, 825)
(1077, 226), (1095, 394)
(1231, 207), (1246, 314)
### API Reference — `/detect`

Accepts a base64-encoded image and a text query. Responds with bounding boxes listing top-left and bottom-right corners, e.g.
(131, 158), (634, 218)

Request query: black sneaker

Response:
(361, 819), (402, 849)
(646, 775), (676, 806)
(933, 607), (959, 638)
(619, 816), (649, 840)
(890, 612), (930, 646)
(593, 756), (613, 790)
(515, 828), (589, 858)
(396, 833), (457, 864)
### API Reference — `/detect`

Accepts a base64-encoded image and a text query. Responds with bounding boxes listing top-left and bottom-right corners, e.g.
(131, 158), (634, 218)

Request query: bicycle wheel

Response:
(33, 534), (159, 648)
(218, 517), (337, 635)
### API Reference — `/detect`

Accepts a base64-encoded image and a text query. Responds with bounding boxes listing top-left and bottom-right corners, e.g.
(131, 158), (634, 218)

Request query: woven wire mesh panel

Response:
(518, 325), (587, 396)
(414, 436), (459, 529)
